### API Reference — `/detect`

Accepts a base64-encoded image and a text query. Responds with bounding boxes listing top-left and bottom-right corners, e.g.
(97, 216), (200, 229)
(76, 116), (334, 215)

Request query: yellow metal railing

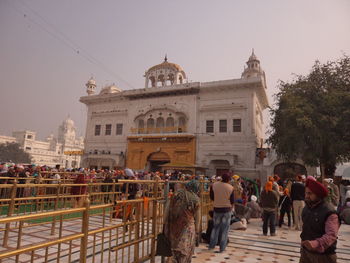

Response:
(0, 179), (212, 263)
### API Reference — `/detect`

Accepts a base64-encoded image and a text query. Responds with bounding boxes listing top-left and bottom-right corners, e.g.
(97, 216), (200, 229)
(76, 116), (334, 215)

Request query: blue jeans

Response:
(209, 211), (231, 251)
(262, 210), (276, 235)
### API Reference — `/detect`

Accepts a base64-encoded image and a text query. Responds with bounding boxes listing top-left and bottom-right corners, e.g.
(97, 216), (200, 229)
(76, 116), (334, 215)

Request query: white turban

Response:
(251, 195), (257, 202)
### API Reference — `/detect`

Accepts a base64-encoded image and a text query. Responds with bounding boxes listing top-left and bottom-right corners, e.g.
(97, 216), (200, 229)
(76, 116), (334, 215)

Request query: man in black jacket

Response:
(300, 178), (339, 263)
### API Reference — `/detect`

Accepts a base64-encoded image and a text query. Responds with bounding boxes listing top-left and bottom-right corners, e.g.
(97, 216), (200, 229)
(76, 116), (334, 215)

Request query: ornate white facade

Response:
(80, 51), (269, 178)
(0, 118), (84, 168)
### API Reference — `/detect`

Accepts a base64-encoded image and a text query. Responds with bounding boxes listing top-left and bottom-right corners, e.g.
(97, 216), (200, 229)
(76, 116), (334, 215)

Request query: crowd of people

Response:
(165, 173), (350, 263)
(1, 162), (350, 263)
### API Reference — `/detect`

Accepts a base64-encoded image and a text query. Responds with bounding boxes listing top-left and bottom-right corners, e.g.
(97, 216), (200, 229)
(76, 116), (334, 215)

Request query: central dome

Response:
(144, 56), (187, 88)
(146, 59), (184, 73)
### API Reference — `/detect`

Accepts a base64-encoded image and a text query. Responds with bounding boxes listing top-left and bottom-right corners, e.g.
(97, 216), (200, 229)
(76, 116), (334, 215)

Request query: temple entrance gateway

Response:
(216, 169), (230, 177)
(147, 152), (170, 172)
(149, 160), (169, 172)
(126, 135), (196, 171)
(273, 162), (307, 181)
(208, 160), (231, 176)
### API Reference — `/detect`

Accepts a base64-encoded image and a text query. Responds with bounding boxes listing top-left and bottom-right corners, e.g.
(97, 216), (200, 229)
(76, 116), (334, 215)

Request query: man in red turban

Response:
(299, 178), (339, 263)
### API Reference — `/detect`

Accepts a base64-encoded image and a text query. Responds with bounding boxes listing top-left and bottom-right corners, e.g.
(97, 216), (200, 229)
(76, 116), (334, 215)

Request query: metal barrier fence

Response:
(0, 179), (212, 263)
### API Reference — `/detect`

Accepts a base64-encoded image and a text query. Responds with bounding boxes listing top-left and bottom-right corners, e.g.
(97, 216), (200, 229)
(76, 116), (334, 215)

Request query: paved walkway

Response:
(190, 218), (350, 263)
(2, 216), (349, 262)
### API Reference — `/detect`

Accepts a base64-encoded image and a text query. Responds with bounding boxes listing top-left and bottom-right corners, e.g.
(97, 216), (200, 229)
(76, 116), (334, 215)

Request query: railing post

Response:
(150, 179), (159, 263)
(134, 202), (141, 262)
(51, 182), (61, 235)
(80, 197), (90, 263)
(3, 181), (17, 247)
(160, 180), (169, 263)
(199, 180), (204, 234)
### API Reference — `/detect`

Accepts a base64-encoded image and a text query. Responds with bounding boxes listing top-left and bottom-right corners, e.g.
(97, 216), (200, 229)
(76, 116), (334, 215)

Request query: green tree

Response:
(0, 142), (32, 163)
(267, 55), (350, 178)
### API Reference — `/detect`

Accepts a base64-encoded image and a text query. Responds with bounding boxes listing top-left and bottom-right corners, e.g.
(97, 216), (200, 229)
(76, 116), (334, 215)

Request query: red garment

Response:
(306, 179), (328, 198)
(71, 174), (87, 197)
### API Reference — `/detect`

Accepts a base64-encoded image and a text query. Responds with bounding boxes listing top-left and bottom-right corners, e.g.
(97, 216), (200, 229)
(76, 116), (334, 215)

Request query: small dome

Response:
(100, 84), (122, 95)
(46, 133), (54, 140)
(64, 117), (74, 127)
(87, 77), (96, 85)
(248, 49), (259, 61)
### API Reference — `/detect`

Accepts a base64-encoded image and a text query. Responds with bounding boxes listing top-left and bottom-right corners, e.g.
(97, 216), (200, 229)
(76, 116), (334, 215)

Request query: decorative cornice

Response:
(91, 109), (128, 117)
(199, 104), (247, 112)
(127, 134), (194, 143)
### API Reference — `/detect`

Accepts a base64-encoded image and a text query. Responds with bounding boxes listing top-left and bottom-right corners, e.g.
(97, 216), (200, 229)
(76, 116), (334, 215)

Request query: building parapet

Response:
(129, 126), (187, 135)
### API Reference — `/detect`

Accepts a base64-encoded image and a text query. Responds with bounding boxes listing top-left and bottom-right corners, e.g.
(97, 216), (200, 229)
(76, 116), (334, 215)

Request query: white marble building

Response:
(80, 52), (269, 178)
(0, 118), (84, 168)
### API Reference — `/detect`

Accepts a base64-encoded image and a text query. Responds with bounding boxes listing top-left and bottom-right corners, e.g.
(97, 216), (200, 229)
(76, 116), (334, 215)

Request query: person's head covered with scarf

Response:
(185, 179), (200, 195)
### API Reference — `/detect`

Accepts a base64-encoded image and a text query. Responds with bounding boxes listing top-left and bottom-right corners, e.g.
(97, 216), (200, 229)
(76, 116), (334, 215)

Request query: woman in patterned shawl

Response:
(165, 179), (200, 263)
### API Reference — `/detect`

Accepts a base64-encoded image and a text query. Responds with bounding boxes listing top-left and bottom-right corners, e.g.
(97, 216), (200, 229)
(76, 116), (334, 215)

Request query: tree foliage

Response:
(0, 142), (32, 163)
(267, 55), (350, 177)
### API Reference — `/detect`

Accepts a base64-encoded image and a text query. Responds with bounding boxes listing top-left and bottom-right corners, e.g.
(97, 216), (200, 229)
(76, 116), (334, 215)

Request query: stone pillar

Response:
(145, 75), (149, 88)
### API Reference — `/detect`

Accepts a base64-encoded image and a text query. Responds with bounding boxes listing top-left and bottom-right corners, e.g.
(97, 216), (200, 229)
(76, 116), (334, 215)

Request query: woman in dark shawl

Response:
(165, 179), (200, 263)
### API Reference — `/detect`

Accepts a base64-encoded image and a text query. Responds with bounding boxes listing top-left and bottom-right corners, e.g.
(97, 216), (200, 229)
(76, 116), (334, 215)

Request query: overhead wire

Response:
(7, 0), (135, 89)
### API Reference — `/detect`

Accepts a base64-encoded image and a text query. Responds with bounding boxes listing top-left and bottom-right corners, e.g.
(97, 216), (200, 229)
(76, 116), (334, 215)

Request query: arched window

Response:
(167, 74), (175, 85)
(166, 117), (174, 127)
(158, 74), (165, 86)
(138, 119), (144, 134)
(156, 117), (164, 128)
(147, 118), (155, 134)
(178, 116), (186, 133)
(156, 117), (164, 133)
(178, 116), (186, 127)
(147, 118), (155, 128)
(138, 119), (144, 128)
(149, 76), (156, 88)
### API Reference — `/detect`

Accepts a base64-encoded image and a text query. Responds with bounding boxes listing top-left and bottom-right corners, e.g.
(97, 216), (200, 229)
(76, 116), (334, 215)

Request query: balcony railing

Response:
(129, 126), (187, 135)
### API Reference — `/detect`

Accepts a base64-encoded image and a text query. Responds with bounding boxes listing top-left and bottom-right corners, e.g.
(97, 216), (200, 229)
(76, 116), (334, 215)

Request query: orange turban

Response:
(265, 181), (273, 192)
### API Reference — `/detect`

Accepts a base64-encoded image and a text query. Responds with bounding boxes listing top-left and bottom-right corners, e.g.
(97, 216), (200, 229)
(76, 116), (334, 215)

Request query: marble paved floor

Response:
(1, 216), (349, 262)
(187, 218), (350, 263)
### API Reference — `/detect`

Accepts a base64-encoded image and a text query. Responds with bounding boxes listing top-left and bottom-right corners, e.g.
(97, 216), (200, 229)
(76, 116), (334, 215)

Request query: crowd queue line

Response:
(1, 163), (350, 262)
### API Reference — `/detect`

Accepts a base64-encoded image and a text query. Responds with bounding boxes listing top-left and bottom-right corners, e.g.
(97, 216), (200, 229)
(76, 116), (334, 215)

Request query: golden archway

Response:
(147, 152), (170, 161)
(126, 134), (196, 170)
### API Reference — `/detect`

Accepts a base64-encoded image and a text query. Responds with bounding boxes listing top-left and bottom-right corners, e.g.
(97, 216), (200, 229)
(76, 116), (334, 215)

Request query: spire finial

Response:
(252, 48), (255, 55)
(164, 54), (168, 62)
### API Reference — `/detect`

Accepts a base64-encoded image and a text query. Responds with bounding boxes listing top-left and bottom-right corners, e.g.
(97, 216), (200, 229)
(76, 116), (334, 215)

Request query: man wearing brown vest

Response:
(209, 173), (235, 252)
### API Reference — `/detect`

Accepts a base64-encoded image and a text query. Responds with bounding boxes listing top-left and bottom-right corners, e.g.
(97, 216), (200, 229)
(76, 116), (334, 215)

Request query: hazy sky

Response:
(1, 0), (349, 139)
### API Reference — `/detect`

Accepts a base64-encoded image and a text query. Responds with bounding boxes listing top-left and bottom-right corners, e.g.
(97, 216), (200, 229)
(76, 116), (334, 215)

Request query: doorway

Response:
(147, 152), (170, 172)
(150, 160), (169, 172)
(216, 169), (229, 177)
(274, 163), (307, 181)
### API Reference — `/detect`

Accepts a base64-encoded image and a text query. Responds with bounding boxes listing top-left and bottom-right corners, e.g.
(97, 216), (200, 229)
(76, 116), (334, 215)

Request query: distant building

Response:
(80, 52), (269, 178)
(0, 118), (84, 168)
